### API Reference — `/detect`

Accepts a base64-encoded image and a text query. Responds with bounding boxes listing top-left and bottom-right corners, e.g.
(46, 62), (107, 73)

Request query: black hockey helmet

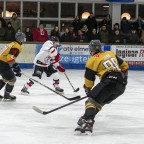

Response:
(15, 32), (26, 43)
(89, 40), (102, 55)
(50, 36), (59, 47)
(50, 36), (59, 42)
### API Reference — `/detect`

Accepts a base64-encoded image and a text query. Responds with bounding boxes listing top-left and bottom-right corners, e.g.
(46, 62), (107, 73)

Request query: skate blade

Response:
(2, 99), (16, 102)
(85, 131), (92, 136)
(55, 91), (64, 94)
(74, 130), (92, 136)
(21, 91), (29, 95)
(74, 130), (82, 136)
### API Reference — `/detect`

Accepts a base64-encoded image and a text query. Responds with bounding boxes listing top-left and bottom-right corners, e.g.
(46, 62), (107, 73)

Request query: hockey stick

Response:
(22, 73), (81, 101)
(32, 96), (87, 115)
(64, 72), (79, 92)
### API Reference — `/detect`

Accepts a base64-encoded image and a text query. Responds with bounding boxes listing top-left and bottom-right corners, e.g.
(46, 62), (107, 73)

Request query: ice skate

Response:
(53, 79), (64, 94)
(3, 93), (16, 101)
(55, 86), (64, 94)
(74, 117), (94, 136)
(21, 86), (30, 95)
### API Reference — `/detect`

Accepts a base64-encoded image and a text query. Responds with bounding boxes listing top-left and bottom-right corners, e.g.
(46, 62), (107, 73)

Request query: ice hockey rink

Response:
(0, 69), (144, 144)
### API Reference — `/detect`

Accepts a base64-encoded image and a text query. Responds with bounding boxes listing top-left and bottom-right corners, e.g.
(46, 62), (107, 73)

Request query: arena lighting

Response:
(2, 11), (15, 17)
(103, 5), (109, 8)
(121, 12), (131, 20)
(81, 12), (90, 19)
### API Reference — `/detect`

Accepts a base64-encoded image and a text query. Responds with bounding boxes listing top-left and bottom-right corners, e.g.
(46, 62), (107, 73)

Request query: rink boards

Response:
(0, 43), (144, 70)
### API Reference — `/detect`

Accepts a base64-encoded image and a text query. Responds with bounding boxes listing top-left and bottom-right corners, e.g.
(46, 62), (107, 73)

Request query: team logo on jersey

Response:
(44, 56), (51, 64)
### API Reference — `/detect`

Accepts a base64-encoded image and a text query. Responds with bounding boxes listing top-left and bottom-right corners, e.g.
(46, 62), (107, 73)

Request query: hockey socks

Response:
(53, 79), (64, 94)
(21, 79), (34, 95)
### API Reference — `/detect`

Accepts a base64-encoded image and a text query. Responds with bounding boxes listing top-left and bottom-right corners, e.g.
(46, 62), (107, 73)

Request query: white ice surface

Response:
(0, 70), (144, 144)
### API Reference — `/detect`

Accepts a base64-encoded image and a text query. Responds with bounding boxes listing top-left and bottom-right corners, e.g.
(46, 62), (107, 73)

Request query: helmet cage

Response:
(89, 40), (102, 55)
(50, 36), (59, 47)
(15, 32), (26, 42)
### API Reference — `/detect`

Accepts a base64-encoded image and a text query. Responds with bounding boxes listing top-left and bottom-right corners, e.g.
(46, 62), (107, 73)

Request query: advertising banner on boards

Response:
(111, 45), (144, 70)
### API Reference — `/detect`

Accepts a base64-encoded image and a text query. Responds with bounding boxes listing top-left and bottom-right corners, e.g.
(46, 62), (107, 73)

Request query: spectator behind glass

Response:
(72, 16), (83, 34)
(111, 23), (121, 35)
(81, 24), (90, 41)
(120, 17), (131, 43)
(89, 28), (98, 41)
(10, 13), (21, 32)
(0, 21), (5, 41)
(98, 24), (109, 43)
(60, 27), (71, 42)
(77, 30), (88, 43)
(133, 16), (144, 37)
(50, 25), (60, 39)
(121, 17), (131, 34)
(33, 23), (48, 42)
(110, 29), (122, 43)
(129, 28), (139, 44)
(5, 22), (15, 41)
(69, 26), (78, 42)
(69, 26), (74, 36)
(85, 12), (97, 32)
(25, 27), (33, 41)
(100, 14), (112, 32)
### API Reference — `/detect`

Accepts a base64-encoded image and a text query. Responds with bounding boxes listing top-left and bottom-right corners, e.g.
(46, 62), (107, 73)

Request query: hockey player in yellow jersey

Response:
(74, 40), (128, 135)
(0, 32), (26, 101)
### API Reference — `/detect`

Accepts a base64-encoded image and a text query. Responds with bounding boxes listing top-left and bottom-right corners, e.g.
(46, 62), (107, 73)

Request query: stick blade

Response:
(74, 88), (80, 92)
(68, 95), (81, 100)
(32, 106), (44, 114)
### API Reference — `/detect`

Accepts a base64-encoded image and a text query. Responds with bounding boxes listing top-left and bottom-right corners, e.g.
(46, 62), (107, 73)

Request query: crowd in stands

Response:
(1, 12), (144, 44)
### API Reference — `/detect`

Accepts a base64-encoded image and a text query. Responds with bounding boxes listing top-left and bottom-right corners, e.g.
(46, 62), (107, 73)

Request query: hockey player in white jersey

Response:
(21, 36), (65, 94)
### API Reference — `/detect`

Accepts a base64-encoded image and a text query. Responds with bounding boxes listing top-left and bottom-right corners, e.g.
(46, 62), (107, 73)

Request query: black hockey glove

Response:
(83, 84), (91, 96)
(12, 63), (21, 77)
(15, 72), (22, 77)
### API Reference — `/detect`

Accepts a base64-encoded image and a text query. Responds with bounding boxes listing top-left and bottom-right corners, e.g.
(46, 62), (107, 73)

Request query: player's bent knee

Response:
(85, 97), (103, 111)
(116, 82), (126, 93)
(8, 77), (16, 85)
(32, 73), (41, 79)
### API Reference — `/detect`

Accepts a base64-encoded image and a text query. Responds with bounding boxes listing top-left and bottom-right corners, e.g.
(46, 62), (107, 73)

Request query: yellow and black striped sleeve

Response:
(7, 48), (20, 62)
(84, 58), (97, 88)
(0, 42), (22, 63)
(116, 56), (129, 72)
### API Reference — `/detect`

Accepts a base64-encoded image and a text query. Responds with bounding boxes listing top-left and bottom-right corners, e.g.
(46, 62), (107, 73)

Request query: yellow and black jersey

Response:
(85, 51), (128, 88)
(0, 41), (22, 63)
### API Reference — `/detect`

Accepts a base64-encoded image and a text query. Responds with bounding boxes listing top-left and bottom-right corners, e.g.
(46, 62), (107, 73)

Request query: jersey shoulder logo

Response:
(93, 54), (99, 58)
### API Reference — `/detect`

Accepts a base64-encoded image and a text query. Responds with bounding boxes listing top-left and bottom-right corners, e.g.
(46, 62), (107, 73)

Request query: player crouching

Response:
(74, 40), (128, 135)
(21, 36), (65, 95)
(0, 32), (26, 101)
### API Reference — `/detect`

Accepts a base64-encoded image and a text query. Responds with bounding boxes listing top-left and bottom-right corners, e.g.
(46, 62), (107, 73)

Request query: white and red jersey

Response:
(33, 40), (58, 67)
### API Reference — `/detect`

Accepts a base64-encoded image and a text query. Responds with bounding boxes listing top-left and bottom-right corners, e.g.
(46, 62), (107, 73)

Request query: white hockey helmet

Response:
(43, 40), (58, 57)
(43, 40), (53, 48)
